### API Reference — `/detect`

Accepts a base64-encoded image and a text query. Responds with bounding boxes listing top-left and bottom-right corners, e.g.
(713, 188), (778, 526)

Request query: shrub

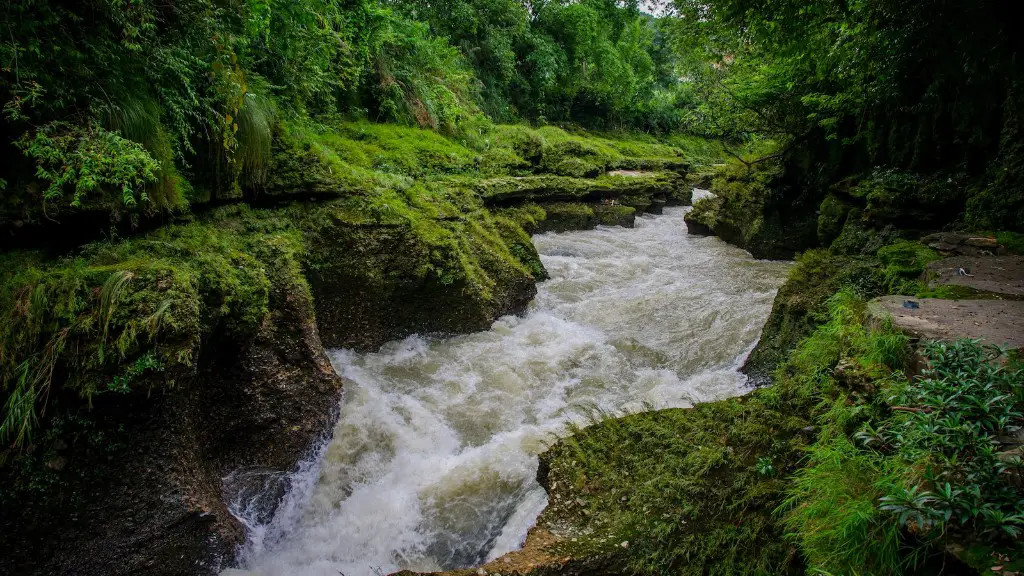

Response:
(872, 341), (1024, 542)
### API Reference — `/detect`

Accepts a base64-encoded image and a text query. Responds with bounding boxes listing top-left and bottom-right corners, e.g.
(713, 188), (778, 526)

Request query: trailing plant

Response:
(15, 122), (161, 213)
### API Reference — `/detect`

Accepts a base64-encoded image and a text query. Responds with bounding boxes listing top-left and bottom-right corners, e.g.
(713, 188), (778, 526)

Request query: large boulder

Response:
(684, 160), (819, 260)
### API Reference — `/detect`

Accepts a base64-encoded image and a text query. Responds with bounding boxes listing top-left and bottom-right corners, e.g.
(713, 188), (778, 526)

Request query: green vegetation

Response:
(875, 241), (941, 295)
(3, 0), (1024, 573)
(684, 158), (818, 259)
(544, 282), (1024, 574)
(0, 218), (285, 447)
(0, 0), (699, 226)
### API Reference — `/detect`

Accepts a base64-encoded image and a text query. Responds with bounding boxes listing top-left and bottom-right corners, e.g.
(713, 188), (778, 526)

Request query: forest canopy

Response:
(0, 0), (694, 221)
(1, 0), (1021, 229)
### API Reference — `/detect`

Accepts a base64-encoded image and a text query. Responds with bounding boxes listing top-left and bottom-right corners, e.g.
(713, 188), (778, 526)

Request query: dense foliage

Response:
(0, 0), (689, 228)
(666, 0), (1024, 231)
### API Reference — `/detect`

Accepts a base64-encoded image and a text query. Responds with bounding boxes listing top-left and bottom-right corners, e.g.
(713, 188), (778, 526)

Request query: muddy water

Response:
(227, 205), (791, 576)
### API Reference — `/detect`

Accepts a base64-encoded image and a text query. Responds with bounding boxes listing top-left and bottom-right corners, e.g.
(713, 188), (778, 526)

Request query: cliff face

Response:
(0, 231), (343, 575)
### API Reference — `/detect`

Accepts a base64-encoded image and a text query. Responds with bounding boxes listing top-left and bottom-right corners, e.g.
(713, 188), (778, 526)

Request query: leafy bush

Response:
(15, 122), (162, 213)
(871, 341), (1024, 541)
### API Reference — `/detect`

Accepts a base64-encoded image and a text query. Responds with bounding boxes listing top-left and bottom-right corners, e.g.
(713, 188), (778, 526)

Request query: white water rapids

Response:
(225, 205), (790, 576)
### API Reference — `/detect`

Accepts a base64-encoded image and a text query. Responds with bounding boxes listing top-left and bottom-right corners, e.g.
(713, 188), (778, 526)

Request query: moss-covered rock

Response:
(0, 210), (342, 576)
(683, 160), (820, 260)
(742, 250), (883, 382)
(469, 171), (683, 206)
(492, 203), (548, 235)
(817, 193), (853, 246)
(535, 202), (597, 233)
(535, 394), (809, 576)
(593, 204), (636, 227)
(618, 193), (652, 215)
(298, 199), (537, 349)
(850, 169), (967, 229)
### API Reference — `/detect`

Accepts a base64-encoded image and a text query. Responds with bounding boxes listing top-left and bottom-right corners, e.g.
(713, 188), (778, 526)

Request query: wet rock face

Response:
(921, 232), (1008, 256)
(0, 272), (343, 576)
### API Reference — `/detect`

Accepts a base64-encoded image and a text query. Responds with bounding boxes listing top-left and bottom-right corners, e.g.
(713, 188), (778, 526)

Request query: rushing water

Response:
(226, 205), (790, 576)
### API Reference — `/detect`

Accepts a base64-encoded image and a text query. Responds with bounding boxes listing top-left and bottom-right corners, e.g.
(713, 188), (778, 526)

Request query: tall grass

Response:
(236, 90), (278, 187)
(99, 96), (187, 211)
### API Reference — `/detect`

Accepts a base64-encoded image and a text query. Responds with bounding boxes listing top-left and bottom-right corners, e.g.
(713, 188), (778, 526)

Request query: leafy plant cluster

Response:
(781, 295), (1024, 574)
(869, 341), (1024, 541)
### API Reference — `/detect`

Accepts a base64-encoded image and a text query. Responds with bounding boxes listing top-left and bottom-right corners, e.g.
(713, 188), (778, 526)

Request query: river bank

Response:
(428, 159), (1024, 576)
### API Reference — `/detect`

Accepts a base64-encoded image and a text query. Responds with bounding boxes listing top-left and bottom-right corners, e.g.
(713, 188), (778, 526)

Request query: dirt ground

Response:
(869, 296), (1024, 350)
(927, 255), (1024, 296)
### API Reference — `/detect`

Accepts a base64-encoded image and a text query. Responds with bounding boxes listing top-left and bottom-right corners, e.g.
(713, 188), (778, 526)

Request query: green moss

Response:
(541, 397), (807, 576)
(470, 172), (681, 205)
(492, 215), (548, 281)
(492, 203), (547, 234)
(617, 194), (651, 214)
(743, 250), (884, 381)
(997, 231), (1024, 254)
(537, 287), (922, 576)
(534, 202), (596, 233)
(0, 165), (545, 446)
(817, 194), (853, 246)
(914, 284), (1024, 300)
(283, 180), (537, 349)
(0, 211), (308, 447)
(478, 125), (545, 175)
(852, 169), (966, 228)
(684, 159), (818, 259)
(593, 204), (636, 227)
(532, 126), (688, 176)
(876, 241), (941, 294)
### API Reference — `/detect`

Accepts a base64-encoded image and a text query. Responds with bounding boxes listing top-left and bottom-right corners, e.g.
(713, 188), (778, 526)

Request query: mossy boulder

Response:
(470, 172), (683, 206)
(828, 208), (904, 256)
(850, 169), (967, 229)
(0, 211), (342, 576)
(298, 198), (537, 350)
(618, 193), (652, 215)
(492, 203), (548, 235)
(535, 395), (810, 576)
(492, 214), (549, 281)
(593, 204), (637, 227)
(683, 160), (820, 260)
(535, 202), (597, 233)
(817, 193), (853, 246)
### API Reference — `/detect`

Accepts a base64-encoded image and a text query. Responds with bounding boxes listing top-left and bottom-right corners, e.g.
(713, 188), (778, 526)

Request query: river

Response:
(225, 205), (791, 576)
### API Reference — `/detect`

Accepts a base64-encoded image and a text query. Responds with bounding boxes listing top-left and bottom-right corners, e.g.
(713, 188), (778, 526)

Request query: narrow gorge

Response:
(3, 1), (1024, 575)
(225, 207), (789, 576)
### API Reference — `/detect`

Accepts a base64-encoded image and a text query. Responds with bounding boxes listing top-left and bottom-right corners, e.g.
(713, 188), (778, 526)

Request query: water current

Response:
(227, 204), (791, 576)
